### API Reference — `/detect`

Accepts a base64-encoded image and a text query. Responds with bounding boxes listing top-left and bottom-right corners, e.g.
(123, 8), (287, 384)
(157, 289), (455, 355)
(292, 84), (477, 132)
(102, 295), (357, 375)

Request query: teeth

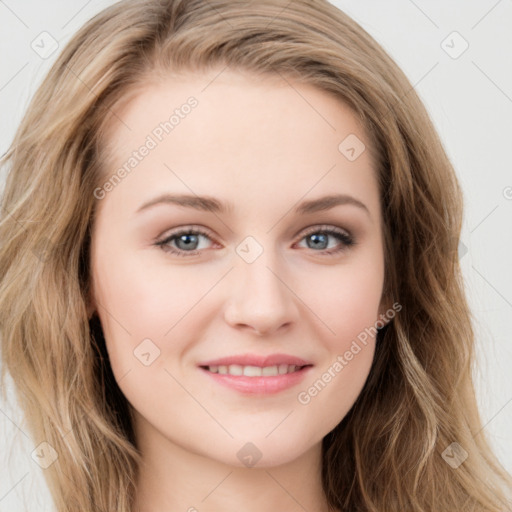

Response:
(262, 366), (278, 376)
(244, 365), (262, 377)
(206, 364), (302, 376)
(229, 364), (243, 376)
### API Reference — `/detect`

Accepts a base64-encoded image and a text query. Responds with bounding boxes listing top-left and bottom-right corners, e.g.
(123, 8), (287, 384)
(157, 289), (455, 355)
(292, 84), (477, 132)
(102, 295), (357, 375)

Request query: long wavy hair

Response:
(1, 1), (511, 511)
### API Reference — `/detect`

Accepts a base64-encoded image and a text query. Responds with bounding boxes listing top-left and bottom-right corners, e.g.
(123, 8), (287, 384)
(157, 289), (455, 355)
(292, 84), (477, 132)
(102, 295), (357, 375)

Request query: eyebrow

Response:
(136, 193), (370, 217)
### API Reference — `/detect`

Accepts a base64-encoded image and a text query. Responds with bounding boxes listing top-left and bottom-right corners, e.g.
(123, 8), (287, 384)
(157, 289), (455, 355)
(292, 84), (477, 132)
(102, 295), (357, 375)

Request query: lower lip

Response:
(199, 366), (313, 395)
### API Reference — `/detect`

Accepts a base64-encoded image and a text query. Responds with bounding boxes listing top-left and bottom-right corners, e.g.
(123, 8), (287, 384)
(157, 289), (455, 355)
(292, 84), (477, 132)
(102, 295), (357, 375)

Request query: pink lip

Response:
(198, 353), (312, 367)
(197, 353), (314, 395)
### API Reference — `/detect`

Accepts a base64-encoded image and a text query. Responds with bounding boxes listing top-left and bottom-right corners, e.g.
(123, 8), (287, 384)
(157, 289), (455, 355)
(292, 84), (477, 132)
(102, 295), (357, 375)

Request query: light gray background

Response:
(1, 1), (511, 510)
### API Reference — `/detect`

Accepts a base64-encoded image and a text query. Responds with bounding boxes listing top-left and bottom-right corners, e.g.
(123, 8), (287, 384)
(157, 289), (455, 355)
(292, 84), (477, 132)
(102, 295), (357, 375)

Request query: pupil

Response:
(178, 234), (198, 250)
(309, 233), (327, 250)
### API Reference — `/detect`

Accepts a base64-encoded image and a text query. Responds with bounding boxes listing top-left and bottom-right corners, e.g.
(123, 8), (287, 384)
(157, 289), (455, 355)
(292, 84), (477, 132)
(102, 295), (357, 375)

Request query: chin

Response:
(216, 435), (316, 469)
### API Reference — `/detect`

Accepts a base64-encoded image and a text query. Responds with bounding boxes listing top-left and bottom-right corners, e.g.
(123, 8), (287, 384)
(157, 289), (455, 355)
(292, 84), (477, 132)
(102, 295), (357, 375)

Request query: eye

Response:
(154, 224), (355, 257)
(294, 225), (355, 256)
(154, 226), (215, 257)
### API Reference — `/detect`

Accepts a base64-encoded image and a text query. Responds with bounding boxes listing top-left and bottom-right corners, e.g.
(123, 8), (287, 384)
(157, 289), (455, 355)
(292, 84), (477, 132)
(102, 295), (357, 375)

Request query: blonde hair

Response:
(1, 1), (511, 511)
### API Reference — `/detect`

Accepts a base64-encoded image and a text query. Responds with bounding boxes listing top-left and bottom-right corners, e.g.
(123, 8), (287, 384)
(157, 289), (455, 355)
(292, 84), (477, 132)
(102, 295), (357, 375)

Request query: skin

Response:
(88, 67), (390, 512)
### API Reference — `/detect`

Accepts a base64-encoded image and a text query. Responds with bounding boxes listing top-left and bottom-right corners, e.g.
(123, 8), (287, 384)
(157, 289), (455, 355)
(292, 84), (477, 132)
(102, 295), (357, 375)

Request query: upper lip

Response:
(198, 353), (313, 368)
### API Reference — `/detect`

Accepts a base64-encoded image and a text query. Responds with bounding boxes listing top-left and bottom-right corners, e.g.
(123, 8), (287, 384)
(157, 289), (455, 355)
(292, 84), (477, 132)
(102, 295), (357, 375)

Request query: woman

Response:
(1, 1), (511, 511)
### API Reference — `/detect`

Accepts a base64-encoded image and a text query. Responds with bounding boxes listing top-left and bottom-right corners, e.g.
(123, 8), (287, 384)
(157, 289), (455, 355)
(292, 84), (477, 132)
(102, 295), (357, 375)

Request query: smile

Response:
(202, 364), (308, 376)
(198, 364), (313, 395)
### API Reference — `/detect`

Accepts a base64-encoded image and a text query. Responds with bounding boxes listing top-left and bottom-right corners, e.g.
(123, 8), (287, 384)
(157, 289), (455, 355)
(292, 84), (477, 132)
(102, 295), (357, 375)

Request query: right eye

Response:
(154, 226), (216, 257)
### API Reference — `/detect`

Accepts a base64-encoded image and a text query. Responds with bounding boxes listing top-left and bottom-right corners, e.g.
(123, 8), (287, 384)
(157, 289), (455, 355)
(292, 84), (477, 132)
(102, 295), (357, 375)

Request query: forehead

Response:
(96, 68), (381, 222)
(103, 67), (372, 158)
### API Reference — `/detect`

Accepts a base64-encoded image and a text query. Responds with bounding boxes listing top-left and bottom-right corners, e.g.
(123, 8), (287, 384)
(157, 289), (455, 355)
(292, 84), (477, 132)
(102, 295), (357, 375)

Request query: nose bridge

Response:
(224, 235), (298, 334)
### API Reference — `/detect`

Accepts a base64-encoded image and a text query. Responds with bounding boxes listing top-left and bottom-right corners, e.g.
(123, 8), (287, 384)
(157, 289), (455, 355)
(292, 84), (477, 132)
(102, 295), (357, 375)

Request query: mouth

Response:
(197, 356), (314, 395)
(200, 363), (311, 377)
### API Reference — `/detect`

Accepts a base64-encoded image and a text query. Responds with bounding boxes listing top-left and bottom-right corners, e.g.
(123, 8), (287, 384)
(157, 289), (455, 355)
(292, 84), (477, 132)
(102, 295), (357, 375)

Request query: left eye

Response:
(155, 225), (355, 257)
(295, 226), (354, 255)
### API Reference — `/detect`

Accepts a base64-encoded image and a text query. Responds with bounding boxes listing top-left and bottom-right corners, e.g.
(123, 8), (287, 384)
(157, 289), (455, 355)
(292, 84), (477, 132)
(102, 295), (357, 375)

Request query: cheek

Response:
(295, 264), (382, 425)
(94, 246), (204, 334)
(92, 247), (219, 381)
(314, 256), (384, 348)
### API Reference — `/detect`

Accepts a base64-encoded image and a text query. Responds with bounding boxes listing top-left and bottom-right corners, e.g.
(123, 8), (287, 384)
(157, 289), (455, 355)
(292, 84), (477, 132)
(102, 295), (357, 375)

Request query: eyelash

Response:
(154, 224), (355, 258)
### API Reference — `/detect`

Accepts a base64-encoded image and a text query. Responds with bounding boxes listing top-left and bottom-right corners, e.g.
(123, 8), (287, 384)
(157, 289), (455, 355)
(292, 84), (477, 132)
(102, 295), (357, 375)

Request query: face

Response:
(89, 68), (389, 468)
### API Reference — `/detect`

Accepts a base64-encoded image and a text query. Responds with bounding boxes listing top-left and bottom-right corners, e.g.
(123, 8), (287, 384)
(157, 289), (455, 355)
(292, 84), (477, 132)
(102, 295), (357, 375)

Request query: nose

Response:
(223, 250), (299, 336)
